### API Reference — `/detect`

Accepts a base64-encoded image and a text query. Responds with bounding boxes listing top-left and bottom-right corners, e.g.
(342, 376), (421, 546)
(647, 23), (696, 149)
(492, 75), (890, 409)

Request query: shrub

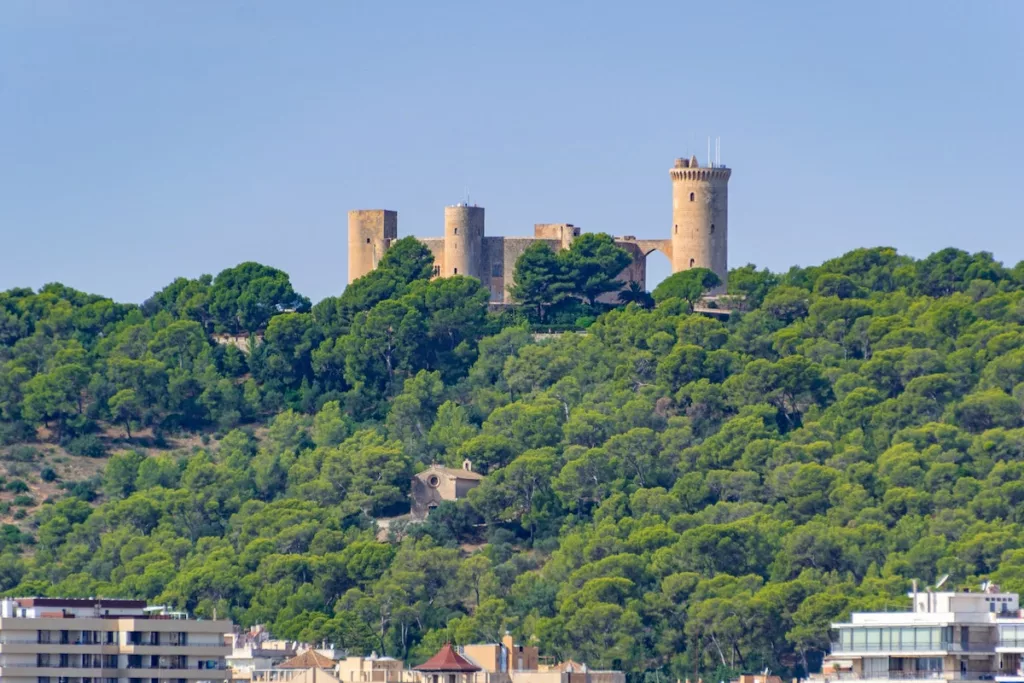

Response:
(62, 479), (99, 502)
(64, 435), (108, 458)
(40, 467), (58, 482)
(12, 495), (34, 507)
(3, 446), (36, 462)
(5, 463), (29, 478)
(12, 509), (26, 520)
(5, 480), (28, 494)
(0, 421), (35, 447)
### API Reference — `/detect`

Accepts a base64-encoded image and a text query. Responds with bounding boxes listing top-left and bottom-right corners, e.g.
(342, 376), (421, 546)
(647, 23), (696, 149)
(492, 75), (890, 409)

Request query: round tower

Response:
(444, 204), (485, 278)
(670, 155), (731, 291)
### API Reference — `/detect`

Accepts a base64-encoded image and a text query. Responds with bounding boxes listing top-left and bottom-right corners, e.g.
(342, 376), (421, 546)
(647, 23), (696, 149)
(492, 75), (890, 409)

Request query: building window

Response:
(710, 224), (715, 234)
(690, 258), (695, 268)
(432, 265), (441, 277)
(428, 475), (440, 488)
(454, 228), (458, 235)
(674, 225), (678, 234)
(492, 263), (502, 277)
(366, 238), (370, 244)
(454, 268), (458, 274)
(690, 192), (695, 201)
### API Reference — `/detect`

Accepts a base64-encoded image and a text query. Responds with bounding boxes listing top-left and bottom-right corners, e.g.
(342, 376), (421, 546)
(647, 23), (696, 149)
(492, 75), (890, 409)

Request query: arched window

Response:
(689, 258), (695, 268)
(689, 192), (695, 202)
(710, 224), (715, 234)
(454, 268), (458, 274)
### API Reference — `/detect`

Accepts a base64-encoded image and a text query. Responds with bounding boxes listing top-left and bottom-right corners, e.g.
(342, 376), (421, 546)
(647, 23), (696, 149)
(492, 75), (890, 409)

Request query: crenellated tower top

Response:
(671, 156), (731, 182)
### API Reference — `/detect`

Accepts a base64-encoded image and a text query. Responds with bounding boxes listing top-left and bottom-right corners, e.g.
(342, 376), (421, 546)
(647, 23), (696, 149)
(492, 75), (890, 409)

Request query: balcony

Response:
(815, 672), (999, 682)
(831, 642), (995, 654)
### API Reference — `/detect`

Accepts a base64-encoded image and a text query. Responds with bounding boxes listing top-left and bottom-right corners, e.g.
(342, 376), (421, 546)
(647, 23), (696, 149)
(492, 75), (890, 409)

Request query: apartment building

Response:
(460, 635), (539, 675)
(0, 597), (232, 683)
(823, 583), (1024, 683)
(335, 653), (403, 683)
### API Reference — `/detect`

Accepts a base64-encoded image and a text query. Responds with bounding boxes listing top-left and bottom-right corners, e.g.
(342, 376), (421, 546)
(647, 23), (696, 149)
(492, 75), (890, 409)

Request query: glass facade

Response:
(836, 627), (955, 652)
(1000, 624), (1024, 648)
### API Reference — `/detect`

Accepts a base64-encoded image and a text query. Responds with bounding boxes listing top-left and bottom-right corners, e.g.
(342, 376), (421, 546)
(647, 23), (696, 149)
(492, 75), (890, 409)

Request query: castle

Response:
(347, 155), (731, 303)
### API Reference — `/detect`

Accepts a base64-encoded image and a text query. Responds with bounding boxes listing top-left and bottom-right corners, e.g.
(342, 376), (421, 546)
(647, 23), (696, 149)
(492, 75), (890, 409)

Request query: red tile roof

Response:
(414, 644), (482, 672)
(278, 650), (337, 669)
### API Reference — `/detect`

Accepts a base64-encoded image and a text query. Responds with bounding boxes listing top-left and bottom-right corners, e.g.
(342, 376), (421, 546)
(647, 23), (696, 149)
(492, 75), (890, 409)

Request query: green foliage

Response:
(207, 262), (311, 334)
(5, 245), (1024, 678)
(510, 235), (633, 320)
(508, 243), (573, 321)
(652, 268), (721, 305)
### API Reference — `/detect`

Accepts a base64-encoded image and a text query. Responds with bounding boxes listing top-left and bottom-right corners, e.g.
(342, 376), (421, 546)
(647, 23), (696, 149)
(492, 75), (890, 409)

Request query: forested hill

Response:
(4, 241), (1024, 680)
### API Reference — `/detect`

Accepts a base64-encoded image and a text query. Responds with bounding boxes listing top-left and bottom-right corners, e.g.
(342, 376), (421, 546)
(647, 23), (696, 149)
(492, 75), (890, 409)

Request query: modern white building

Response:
(0, 597), (232, 683)
(823, 583), (1023, 683)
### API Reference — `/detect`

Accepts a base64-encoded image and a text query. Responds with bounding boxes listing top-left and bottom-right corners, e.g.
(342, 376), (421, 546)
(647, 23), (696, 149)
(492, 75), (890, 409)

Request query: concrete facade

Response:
(336, 654), (404, 683)
(346, 157), (732, 301)
(461, 635), (539, 674)
(817, 585), (1024, 683)
(0, 597), (231, 683)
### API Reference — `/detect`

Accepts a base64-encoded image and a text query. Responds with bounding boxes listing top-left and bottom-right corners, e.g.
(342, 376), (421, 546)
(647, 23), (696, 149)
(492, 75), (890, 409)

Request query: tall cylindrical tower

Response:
(444, 204), (485, 279)
(670, 156), (731, 291)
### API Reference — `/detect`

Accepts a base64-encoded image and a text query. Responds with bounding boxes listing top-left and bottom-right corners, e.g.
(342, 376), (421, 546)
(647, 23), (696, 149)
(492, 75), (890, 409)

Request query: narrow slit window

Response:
(689, 258), (695, 268)
(710, 224), (715, 234)
(690, 192), (695, 201)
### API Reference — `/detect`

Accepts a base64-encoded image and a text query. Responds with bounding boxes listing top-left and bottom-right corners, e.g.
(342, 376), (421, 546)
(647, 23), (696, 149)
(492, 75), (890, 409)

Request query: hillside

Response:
(3, 242), (1024, 680)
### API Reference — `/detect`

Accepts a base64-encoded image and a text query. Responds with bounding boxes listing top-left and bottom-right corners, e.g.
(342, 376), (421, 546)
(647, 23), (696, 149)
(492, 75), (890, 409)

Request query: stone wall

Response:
(348, 157), (732, 299)
(419, 237), (446, 277)
(348, 210), (397, 284)
(499, 237), (561, 304)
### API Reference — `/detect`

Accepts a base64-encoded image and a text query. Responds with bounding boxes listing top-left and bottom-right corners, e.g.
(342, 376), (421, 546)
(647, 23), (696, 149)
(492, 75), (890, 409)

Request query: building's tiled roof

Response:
(418, 465), (484, 481)
(278, 650), (337, 669)
(414, 644), (482, 672)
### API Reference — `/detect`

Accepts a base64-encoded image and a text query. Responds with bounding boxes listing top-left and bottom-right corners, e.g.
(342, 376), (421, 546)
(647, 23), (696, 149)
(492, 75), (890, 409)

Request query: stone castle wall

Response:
(346, 157), (732, 301)
(348, 210), (397, 283)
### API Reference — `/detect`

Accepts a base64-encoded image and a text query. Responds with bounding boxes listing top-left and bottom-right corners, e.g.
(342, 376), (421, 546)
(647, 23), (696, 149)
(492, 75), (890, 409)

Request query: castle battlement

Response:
(347, 156), (732, 302)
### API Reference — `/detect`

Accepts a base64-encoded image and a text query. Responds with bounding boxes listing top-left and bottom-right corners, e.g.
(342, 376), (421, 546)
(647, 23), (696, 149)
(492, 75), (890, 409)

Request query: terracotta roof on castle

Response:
(413, 644), (482, 672)
(278, 650), (337, 669)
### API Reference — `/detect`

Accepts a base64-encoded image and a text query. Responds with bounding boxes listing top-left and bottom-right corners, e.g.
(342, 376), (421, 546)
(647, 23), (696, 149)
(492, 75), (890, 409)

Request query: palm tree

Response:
(617, 281), (654, 309)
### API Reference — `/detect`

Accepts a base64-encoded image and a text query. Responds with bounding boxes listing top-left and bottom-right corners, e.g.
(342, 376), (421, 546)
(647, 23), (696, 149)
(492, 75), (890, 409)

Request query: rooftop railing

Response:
(831, 642), (995, 653)
(816, 671), (999, 681)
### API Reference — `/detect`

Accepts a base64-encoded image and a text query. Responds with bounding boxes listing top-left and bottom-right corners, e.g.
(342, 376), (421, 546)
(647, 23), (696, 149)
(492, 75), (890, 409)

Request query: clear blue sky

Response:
(2, 1), (1022, 304)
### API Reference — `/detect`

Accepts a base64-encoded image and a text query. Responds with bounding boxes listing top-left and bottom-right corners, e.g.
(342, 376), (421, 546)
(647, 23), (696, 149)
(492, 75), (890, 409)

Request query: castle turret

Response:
(444, 204), (485, 279)
(670, 156), (731, 291)
(348, 210), (397, 284)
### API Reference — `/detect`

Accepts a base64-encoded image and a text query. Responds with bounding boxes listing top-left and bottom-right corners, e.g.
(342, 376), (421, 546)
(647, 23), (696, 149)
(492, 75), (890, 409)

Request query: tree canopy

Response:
(3, 244), (1024, 679)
